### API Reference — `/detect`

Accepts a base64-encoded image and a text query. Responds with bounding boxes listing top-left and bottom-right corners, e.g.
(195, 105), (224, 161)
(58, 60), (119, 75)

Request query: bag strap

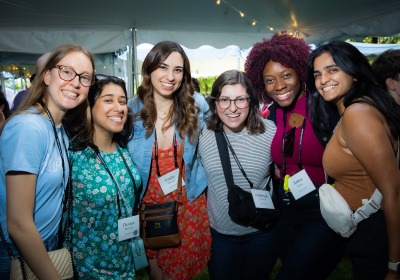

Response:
(0, 223), (15, 258)
(215, 129), (235, 189)
(353, 188), (382, 224)
(215, 129), (273, 191)
(177, 138), (184, 196)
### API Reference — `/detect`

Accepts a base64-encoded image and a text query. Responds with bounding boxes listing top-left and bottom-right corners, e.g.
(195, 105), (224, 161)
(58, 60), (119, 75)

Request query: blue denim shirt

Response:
(127, 93), (209, 202)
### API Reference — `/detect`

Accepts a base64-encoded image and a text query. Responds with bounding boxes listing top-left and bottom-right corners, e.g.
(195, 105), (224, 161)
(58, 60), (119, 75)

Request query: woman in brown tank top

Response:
(307, 41), (400, 280)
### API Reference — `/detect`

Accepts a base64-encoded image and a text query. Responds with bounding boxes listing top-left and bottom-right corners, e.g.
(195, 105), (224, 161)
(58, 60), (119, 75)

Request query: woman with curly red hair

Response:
(245, 33), (343, 279)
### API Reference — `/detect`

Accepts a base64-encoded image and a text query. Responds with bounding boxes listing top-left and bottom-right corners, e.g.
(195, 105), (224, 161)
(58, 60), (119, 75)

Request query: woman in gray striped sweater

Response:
(198, 70), (278, 279)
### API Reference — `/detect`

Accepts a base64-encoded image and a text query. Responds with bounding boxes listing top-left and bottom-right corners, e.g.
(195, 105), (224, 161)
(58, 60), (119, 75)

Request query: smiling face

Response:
(150, 51), (184, 101)
(216, 84), (250, 133)
(263, 60), (302, 107)
(313, 52), (355, 111)
(92, 83), (128, 137)
(44, 51), (92, 115)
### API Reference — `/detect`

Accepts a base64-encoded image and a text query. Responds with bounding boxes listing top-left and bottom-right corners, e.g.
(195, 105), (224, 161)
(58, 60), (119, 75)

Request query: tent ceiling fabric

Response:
(0, 0), (400, 53)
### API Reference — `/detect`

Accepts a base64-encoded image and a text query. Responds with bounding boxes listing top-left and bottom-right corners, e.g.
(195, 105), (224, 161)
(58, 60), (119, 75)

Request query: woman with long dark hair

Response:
(307, 41), (400, 280)
(128, 41), (211, 280)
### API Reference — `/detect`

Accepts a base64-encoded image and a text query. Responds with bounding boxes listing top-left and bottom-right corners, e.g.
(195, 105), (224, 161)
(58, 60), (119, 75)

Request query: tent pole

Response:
(131, 28), (139, 98)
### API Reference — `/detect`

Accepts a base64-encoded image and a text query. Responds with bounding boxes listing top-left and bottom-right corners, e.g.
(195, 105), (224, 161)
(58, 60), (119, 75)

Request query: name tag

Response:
(288, 169), (315, 200)
(251, 189), (275, 209)
(157, 168), (185, 195)
(118, 215), (140, 241)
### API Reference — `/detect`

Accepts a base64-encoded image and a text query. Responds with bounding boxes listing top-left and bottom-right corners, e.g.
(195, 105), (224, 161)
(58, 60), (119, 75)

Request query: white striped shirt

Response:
(198, 119), (276, 235)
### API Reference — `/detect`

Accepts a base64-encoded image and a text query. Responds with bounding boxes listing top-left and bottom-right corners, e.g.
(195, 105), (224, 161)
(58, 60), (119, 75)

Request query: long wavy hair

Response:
(137, 41), (199, 143)
(207, 70), (265, 134)
(1, 44), (95, 135)
(70, 76), (134, 151)
(307, 41), (400, 139)
(245, 33), (311, 103)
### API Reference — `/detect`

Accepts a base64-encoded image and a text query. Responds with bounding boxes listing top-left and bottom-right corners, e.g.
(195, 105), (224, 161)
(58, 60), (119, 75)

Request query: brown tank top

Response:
(323, 124), (376, 210)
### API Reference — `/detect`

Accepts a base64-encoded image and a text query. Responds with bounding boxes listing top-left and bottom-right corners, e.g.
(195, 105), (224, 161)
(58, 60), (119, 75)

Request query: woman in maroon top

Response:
(245, 33), (342, 279)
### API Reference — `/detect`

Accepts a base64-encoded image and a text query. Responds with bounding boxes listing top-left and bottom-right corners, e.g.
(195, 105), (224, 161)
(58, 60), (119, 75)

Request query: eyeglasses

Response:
(216, 97), (250, 109)
(54, 65), (94, 87)
(283, 127), (296, 157)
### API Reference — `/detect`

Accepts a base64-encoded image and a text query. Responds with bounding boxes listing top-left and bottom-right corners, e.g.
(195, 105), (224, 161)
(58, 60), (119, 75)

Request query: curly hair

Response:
(244, 33), (311, 102)
(69, 76), (134, 150)
(137, 41), (199, 143)
(207, 70), (265, 134)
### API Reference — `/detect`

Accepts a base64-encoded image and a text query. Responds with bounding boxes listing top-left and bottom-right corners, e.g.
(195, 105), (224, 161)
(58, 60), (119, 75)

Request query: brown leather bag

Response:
(140, 140), (184, 249)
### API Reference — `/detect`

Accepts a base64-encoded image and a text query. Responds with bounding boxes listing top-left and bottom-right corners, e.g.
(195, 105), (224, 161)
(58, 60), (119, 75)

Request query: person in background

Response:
(192, 77), (201, 93)
(372, 49), (400, 104)
(127, 41), (211, 280)
(65, 76), (140, 279)
(307, 40), (400, 280)
(0, 44), (94, 279)
(244, 33), (343, 279)
(11, 52), (51, 113)
(0, 90), (11, 127)
(198, 70), (277, 279)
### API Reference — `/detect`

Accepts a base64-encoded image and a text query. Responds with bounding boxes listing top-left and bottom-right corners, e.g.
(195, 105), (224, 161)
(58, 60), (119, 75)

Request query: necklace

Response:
(157, 103), (173, 120)
(157, 109), (169, 120)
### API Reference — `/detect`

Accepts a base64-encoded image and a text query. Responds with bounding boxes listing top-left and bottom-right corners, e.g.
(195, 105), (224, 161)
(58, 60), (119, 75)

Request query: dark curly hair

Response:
(244, 33), (311, 102)
(70, 76), (134, 151)
(137, 41), (199, 143)
(206, 70), (265, 134)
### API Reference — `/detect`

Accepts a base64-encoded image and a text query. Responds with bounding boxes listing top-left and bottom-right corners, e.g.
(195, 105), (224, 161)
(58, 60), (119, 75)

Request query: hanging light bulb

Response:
(252, 20), (256, 26)
(239, 11), (244, 17)
(216, 0), (221, 5)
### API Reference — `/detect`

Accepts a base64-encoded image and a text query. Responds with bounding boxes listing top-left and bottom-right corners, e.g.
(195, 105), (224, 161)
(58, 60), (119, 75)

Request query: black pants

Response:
(346, 210), (388, 280)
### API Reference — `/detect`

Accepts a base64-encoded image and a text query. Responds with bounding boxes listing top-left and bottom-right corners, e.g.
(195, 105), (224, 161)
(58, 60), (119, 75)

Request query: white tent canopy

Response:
(1, 0), (400, 54)
(1, 0), (400, 96)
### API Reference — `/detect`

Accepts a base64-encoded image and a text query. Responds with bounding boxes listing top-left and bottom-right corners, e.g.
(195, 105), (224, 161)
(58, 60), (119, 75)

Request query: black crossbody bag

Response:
(215, 129), (280, 230)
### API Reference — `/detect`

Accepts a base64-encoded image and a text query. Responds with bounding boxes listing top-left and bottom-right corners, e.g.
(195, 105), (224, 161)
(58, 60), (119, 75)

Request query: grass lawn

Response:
(136, 255), (353, 280)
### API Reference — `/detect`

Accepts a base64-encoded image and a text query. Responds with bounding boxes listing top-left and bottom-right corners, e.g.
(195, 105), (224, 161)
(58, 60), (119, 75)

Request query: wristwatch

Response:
(388, 261), (400, 272)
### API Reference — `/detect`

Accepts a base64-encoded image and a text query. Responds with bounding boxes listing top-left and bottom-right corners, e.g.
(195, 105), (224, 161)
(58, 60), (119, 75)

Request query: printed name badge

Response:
(118, 215), (140, 241)
(288, 169), (316, 200)
(158, 168), (185, 195)
(251, 189), (275, 209)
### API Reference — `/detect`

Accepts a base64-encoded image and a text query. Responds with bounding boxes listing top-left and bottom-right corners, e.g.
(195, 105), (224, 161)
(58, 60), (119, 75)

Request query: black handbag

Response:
(215, 129), (280, 230)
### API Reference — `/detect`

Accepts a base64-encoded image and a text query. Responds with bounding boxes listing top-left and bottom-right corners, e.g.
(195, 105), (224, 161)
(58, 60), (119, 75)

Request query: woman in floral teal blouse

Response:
(66, 76), (141, 279)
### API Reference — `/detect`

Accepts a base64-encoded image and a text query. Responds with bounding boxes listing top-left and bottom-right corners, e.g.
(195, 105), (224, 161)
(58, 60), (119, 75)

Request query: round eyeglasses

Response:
(55, 65), (94, 87)
(216, 97), (250, 109)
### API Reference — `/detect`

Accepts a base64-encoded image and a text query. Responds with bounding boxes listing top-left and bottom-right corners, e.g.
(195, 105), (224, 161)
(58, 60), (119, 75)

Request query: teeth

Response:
(275, 90), (291, 100)
(63, 91), (77, 98)
(109, 117), (122, 122)
(161, 82), (173, 87)
(323, 85), (336, 91)
(227, 114), (239, 117)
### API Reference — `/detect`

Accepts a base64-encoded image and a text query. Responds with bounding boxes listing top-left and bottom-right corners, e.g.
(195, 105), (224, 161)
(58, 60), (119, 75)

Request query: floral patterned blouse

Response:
(67, 146), (141, 279)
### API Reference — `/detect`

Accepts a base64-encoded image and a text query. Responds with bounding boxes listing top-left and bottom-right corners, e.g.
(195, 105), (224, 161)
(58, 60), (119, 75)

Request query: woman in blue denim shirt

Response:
(127, 41), (211, 280)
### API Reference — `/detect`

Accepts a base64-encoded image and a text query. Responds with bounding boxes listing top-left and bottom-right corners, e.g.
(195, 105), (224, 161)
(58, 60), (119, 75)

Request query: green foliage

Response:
(198, 76), (217, 96)
(363, 35), (400, 44)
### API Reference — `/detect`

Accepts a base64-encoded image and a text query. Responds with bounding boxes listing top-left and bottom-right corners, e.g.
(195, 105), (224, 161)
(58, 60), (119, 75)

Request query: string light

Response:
(215, 0), (303, 37)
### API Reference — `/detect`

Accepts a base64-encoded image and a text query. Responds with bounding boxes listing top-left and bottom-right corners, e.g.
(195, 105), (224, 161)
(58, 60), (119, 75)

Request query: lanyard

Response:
(154, 131), (178, 177)
(281, 112), (306, 176)
(94, 146), (138, 217)
(44, 108), (68, 190)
